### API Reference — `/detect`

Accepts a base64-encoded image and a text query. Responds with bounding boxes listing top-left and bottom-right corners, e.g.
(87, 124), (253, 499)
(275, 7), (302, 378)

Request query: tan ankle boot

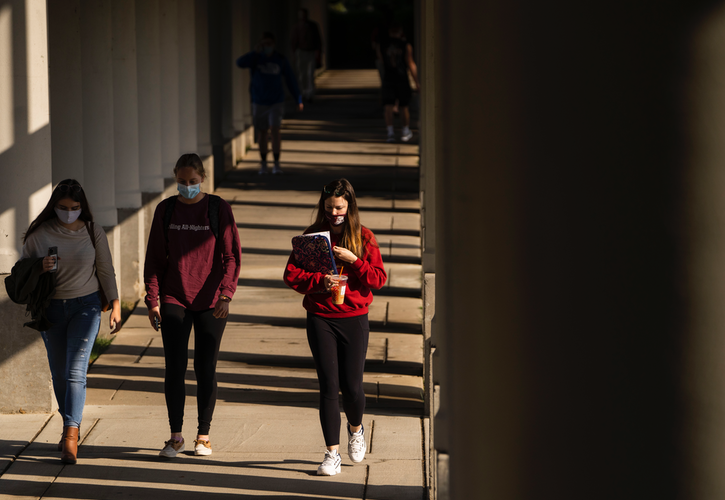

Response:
(60, 426), (79, 464)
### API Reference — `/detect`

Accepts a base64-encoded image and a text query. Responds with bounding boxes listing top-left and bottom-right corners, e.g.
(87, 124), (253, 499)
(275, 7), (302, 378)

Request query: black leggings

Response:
(306, 313), (370, 446)
(160, 303), (227, 435)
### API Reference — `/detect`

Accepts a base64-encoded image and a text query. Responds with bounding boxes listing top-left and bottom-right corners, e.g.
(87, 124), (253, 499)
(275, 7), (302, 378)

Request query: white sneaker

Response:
(317, 449), (342, 476)
(386, 133), (396, 143)
(272, 163), (283, 175)
(401, 128), (413, 142)
(258, 163), (269, 175)
(194, 439), (212, 456)
(159, 439), (185, 458)
(347, 424), (366, 463)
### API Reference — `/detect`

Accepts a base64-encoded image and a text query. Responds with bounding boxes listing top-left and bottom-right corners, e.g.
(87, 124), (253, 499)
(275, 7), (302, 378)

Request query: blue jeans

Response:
(41, 291), (102, 428)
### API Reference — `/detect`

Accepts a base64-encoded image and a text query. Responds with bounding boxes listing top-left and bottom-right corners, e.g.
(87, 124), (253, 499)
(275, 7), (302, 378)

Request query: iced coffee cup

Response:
(330, 275), (348, 305)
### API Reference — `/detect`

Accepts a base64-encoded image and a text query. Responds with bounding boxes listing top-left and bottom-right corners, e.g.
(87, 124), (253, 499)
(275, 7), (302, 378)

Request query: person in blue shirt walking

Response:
(236, 32), (303, 175)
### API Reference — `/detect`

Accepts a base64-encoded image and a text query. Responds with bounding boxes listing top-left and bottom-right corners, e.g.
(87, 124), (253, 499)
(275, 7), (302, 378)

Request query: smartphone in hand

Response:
(154, 316), (160, 331)
(48, 247), (58, 273)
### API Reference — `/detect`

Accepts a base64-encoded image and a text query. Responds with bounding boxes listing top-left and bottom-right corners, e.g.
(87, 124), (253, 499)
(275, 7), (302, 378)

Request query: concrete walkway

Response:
(0, 70), (425, 500)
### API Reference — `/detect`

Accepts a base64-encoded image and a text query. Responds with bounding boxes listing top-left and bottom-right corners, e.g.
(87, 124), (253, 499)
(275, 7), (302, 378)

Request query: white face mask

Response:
(55, 208), (82, 224)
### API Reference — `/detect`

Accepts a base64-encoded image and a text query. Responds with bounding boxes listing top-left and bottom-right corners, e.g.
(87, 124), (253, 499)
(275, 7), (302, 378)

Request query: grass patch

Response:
(90, 336), (114, 363)
(89, 299), (139, 364)
(121, 300), (137, 323)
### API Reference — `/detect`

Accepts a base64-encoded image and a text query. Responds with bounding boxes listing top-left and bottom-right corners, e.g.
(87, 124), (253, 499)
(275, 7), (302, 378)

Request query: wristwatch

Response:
(218, 295), (231, 303)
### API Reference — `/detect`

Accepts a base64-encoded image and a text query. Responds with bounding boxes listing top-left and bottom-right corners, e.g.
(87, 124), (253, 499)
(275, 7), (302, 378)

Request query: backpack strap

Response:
(86, 221), (96, 249)
(85, 221), (111, 312)
(163, 196), (178, 243)
(207, 194), (221, 240)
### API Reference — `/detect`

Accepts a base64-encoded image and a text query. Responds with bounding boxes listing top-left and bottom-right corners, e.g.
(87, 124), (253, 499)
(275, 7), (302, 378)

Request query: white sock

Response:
(387, 125), (394, 135)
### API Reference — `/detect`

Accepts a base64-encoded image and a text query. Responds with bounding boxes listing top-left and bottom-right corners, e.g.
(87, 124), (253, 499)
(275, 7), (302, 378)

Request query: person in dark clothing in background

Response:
(236, 32), (303, 175)
(376, 24), (420, 143)
(291, 8), (322, 103)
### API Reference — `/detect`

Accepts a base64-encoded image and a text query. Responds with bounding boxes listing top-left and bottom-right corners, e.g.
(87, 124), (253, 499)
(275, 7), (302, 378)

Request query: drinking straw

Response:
(339, 266), (344, 276)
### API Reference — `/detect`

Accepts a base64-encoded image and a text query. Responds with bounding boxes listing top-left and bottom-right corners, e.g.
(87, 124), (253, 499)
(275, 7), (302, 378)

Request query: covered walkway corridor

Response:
(9, 1), (725, 499)
(0, 69), (426, 499)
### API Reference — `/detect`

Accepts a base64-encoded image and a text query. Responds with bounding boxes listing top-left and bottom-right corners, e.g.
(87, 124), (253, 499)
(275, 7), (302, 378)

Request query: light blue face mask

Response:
(177, 183), (201, 199)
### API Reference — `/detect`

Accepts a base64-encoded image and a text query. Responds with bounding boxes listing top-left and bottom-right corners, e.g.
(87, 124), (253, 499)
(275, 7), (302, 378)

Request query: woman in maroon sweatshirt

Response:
(144, 153), (241, 459)
(284, 178), (387, 476)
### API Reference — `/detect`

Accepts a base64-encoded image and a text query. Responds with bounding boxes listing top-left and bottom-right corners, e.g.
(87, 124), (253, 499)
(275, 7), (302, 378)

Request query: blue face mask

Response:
(177, 183), (201, 199)
(263, 45), (274, 56)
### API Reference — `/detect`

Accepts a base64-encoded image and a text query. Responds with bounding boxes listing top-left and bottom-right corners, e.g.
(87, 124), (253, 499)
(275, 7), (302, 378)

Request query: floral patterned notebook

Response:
(291, 231), (338, 275)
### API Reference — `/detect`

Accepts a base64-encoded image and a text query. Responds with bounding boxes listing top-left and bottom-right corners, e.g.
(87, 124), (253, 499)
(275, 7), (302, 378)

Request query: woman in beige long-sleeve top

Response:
(19, 179), (120, 464)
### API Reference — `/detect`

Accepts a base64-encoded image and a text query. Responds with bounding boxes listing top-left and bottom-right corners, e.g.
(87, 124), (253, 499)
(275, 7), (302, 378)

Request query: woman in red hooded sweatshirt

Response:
(284, 178), (387, 476)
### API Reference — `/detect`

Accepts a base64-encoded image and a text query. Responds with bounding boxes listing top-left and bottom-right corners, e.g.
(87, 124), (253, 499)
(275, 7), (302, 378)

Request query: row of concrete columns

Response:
(0, 0), (328, 414)
(46, 0), (215, 228)
(0, 0), (332, 285)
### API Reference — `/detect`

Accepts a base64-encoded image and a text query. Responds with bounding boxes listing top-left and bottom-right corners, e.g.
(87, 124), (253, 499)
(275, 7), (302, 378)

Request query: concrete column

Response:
(80, 0), (116, 227)
(239, 0), (252, 130)
(208, 0), (233, 179)
(683, 6), (725, 497)
(195, 0), (215, 188)
(230, 0), (247, 134)
(0, 0), (54, 412)
(419, 0), (437, 276)
(418, 2), (438, 497)
(229, 0), (252, 167)
(419, 2), (441, 495)
(177, 0), (197, 154)
(47, 0), (84, 184)
(136, 0), (164, 193)
(159, 0), (180, 179)
(195, 0), (212, 158)
(220, 1), (234, 142)
(0, 0), (53, 271)
(436, 0), (719, 498)
(111, 0), (144, 305)
(111, 0), (141, 209)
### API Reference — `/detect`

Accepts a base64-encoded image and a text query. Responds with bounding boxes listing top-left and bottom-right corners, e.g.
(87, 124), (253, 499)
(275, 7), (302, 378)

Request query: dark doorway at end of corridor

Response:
(328, 0), (415, 69)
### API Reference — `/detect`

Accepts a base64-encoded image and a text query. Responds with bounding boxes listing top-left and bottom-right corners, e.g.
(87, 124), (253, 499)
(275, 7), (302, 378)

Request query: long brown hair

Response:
(24, 179), (94, 243)
(310, 178), (376, 259)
